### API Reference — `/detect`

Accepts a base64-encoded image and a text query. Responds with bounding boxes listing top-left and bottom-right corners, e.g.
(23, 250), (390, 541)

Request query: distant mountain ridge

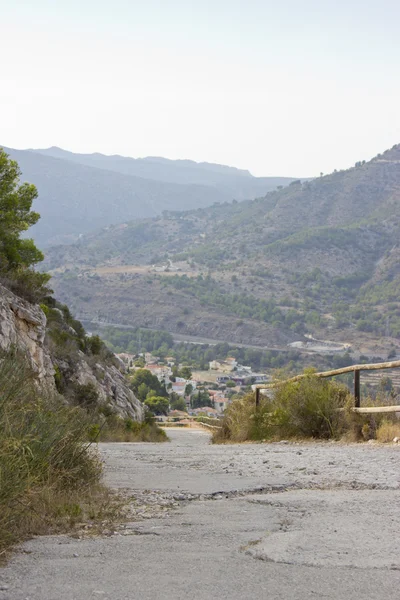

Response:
(31, 146), (255, 182)
(2, 145), (302, 247)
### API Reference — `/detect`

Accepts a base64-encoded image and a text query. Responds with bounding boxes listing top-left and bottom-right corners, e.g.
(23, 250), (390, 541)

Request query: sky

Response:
(1, 0), (400, 177)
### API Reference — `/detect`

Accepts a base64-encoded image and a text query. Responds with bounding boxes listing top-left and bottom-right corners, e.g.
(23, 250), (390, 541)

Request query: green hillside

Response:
(44, 144), (400, 354)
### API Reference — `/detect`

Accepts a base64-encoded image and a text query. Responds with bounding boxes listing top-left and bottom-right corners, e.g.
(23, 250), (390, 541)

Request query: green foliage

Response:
(170, 396), (187, 412)
(179, 365), (192, 380)
(73, 382), (99, 409)
(162, 274), (306, 333)
(130, 368), (167, 399)
(85, 335), (103, 356)
(0, 148), (51, 301)
(191, 387), (213, 409)
(144, 396), (170, 415)
(267, 374), (348, 439)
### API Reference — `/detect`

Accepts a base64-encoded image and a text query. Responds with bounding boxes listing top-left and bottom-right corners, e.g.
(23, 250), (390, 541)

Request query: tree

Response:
(130, 368), (165, 397)
(180, 366), (192, 380)
(0, 149), (40, 268)
(170, 395), (187, 412)
(85, 334), (103, 355)
(191, 387), (213, 409)
(144, 396), (169, 415)
(137, 383), (150, 401)
(184, 383), (193, 396)
(0, 148), (51, 299)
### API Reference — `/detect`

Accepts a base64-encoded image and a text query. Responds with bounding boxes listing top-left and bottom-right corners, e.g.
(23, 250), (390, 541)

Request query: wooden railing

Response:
(254, 360), (400, 414)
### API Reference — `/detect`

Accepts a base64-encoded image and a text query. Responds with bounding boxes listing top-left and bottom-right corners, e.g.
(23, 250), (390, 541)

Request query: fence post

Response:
(255, 387), (260, 410)
(354, 369), (360, 408)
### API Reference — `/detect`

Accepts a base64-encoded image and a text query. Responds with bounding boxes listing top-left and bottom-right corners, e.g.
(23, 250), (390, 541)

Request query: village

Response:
(116, 351), (271, 418)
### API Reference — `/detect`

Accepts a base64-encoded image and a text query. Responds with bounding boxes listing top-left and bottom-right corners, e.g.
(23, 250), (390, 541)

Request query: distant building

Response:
(213, 396), (230, 414)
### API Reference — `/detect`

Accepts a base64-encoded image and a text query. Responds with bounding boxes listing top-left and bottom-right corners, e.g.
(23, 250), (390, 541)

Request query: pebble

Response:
(73, 553), (79, 558)
(0, 585), (9, 591)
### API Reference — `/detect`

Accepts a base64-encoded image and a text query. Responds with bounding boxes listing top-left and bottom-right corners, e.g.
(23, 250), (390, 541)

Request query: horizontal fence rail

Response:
(254, 359), (400, 412)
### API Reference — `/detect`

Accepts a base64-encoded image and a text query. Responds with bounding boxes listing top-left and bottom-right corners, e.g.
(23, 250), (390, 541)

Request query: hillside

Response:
(3, 146), (300, 247)
(44, 143), (400, 354)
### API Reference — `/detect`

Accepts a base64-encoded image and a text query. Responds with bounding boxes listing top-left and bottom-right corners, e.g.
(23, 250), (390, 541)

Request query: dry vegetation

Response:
(0, 351), (121, 557)
(213, 371), (400, 444)
(93, 413), (168, 443)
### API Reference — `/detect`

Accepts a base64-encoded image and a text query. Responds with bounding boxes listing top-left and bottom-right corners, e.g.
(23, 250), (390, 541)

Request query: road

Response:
(81, 318), (293, 352)
(1, 429), (400, 599)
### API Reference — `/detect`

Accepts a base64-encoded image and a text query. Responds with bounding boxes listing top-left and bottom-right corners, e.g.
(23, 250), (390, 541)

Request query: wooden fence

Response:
(254, 359), (400, 414)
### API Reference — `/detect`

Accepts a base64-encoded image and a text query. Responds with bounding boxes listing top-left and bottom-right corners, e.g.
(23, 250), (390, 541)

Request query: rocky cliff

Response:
(0, 283), (143, 421)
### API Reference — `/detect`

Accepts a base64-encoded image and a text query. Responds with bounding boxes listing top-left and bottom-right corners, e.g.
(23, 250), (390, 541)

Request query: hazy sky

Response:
(2, 0), (400, 176)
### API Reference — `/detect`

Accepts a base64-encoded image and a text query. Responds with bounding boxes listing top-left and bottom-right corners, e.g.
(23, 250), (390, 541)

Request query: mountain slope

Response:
(44, 143), (400, 352)
(3, 146), (301, 247)
(3, 147), (230, 247)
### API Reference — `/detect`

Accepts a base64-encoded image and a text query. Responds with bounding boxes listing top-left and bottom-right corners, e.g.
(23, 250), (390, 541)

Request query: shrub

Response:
(213, 372), (350, 443)
(213, 393), (257, 443)
(0, 269), (52, 303)
(267, 373), (349, 439)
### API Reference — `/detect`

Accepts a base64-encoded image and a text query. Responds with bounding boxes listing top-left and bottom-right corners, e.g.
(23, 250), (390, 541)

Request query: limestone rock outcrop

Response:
(0, 283), (55, 388)
(0, 283), (143, 421)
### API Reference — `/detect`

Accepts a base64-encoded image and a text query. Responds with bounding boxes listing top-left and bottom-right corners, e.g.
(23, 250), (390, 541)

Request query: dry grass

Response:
(375, 419), (400, 443)
(94, 415), (168, 443)
(0, 350), (113, 556)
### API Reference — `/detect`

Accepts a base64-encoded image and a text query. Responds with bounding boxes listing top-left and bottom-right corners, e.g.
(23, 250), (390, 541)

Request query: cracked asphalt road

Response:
(1, 429), (400, 600)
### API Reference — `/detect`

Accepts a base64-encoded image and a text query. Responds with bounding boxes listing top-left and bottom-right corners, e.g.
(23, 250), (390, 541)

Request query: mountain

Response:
(32, 146), (296, 196)
(2, 146), (301, 247)
(43, 143), (400, 354)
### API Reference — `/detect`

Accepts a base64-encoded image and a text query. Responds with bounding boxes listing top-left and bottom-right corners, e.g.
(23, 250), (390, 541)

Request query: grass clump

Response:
(375, 419), (400, 443)
(0, 350), (107, 556)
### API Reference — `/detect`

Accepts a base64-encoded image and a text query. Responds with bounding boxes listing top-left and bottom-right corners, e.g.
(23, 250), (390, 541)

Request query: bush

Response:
(213, 393), (257, 443)
(214, 372), (350, 443)
(267, 373), (349, 439)
(73, 382), (99, 408)
(0, 268), (52, 303)
(0, 350), (103, 554)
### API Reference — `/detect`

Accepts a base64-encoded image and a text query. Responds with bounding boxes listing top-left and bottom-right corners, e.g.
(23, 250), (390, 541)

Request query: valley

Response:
(43, 143), (400, 364)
